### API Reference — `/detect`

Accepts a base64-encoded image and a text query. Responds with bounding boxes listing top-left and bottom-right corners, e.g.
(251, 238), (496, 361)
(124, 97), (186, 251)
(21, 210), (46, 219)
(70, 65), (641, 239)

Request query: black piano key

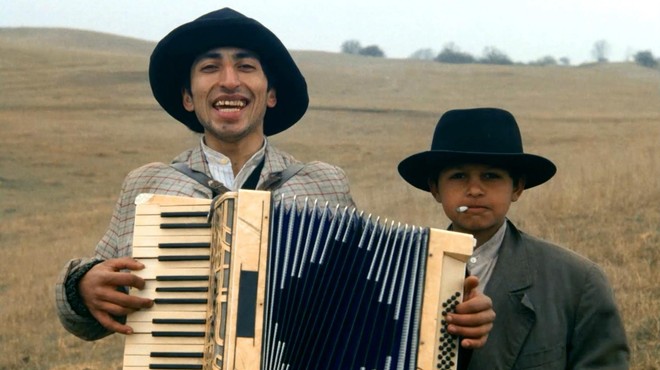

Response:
(156, 275), (208, 281)
(152, 318), (206, 325)
(154, 298), (207, 305)
(155, 286), (208, 293)
(160, 223), (211, 229)
(152, 331), (205, 337)
(160, 211), (208, 218)
(149, 364), (202, 370)
(150, 352), (204, 358)
(158, 255), (210, 261)
(158, 242), (211, 249)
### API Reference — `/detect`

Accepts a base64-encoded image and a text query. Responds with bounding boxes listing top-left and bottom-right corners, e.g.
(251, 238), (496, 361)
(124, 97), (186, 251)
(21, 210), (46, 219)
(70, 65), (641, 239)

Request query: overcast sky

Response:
(2, 0), (659, 64)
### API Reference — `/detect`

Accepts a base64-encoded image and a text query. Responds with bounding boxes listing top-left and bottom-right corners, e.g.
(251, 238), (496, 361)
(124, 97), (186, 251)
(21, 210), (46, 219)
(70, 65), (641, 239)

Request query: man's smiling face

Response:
(182, 47), (277, 147)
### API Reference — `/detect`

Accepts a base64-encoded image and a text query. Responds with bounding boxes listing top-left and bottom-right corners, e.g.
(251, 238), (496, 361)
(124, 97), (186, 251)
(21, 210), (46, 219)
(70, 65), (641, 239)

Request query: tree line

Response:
(340, 39), (659, 69)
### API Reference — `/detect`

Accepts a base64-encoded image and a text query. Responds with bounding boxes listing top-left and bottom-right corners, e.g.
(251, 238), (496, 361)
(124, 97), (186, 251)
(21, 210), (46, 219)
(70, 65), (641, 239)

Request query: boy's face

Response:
(429, 163), (524, 246)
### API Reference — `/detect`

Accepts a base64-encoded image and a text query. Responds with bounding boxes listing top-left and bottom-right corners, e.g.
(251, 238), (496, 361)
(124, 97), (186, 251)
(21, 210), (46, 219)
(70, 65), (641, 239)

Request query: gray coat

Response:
(467, 221), (629, 369)
(55, 142), (354, 340)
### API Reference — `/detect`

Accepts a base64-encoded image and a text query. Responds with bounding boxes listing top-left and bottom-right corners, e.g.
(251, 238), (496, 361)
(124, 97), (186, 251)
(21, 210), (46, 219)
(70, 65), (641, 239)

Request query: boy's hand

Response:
(445, 275), (495, 349)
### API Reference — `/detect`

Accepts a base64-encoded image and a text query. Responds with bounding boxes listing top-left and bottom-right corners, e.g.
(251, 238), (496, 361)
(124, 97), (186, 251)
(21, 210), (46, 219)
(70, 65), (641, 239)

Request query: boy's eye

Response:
(447, 172), (466, 179)
(483, 172), (504, 180)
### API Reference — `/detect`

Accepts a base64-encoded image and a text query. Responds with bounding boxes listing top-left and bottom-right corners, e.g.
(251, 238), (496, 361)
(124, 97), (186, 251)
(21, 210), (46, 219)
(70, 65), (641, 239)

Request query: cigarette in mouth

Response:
(456, 206), (468, 213)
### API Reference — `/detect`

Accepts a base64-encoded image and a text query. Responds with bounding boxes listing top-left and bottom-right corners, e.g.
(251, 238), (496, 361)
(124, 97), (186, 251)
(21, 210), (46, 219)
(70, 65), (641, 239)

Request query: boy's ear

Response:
(512, 177), (526, 202)
(428, 179), (442, 203)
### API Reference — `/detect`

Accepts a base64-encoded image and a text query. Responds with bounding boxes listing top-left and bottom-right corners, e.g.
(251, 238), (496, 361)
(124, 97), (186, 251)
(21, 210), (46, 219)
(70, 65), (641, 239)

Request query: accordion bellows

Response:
(123, 191), (474, 370)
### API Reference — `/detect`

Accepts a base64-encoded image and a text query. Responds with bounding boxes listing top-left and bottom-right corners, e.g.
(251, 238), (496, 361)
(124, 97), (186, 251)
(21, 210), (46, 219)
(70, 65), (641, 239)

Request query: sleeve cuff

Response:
(64, 259), (104, 317)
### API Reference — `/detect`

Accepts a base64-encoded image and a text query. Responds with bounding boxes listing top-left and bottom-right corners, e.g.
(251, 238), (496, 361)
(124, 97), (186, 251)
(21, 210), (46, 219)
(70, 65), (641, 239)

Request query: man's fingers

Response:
(90, 295), (151, 335)
(93, 310), (134, 335)
(104, 257), (146, 273)
(103, 272), (147, 290)
(91, 286), (153, 312)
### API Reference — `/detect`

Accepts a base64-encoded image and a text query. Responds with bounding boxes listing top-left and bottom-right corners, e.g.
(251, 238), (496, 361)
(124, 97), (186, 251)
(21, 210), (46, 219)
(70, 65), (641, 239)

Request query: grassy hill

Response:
(1, 28), (659, 369)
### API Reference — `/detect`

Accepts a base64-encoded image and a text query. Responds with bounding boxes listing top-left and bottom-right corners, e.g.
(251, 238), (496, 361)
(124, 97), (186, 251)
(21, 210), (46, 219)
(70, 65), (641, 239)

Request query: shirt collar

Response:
(200, 136), (267, 190)
(473, 220), (507, 260)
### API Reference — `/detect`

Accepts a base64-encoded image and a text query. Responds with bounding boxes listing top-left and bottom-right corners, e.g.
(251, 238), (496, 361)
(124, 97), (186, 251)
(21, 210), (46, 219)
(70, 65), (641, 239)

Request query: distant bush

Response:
(359, 45), (385, 58)
(434, 43), (475, 64)
(340, 40), (385, 58)
(634, 50), (658, 68)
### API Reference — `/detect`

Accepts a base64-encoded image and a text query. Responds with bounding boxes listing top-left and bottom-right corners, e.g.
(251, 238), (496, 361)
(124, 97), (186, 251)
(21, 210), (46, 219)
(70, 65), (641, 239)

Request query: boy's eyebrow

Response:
(195, 49), (260, 62)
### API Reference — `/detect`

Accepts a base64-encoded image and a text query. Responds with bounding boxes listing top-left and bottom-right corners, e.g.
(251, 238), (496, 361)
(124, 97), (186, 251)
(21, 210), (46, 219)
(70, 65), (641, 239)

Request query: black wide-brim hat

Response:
(398, 108), (556, 191)
(149, 8), (309, 136)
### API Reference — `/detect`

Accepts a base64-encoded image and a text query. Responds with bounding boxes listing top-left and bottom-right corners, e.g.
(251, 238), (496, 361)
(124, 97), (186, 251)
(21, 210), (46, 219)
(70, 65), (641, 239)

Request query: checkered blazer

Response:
(55, 142), (354, 340)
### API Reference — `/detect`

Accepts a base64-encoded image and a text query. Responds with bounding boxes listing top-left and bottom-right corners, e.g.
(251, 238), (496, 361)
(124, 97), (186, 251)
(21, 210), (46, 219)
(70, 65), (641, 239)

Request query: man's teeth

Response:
(214, 100), (246, 110)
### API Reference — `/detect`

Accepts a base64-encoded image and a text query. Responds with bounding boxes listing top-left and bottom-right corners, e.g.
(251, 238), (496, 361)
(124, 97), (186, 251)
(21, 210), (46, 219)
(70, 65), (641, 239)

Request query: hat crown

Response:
(199, 7), (239, 18)
(196, 8), (248, 22)
(431, 108), (524, 154)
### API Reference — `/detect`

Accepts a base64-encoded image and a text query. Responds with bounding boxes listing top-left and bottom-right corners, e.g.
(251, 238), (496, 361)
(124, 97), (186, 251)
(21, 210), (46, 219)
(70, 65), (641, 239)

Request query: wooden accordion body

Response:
(123, 190), (474, 370)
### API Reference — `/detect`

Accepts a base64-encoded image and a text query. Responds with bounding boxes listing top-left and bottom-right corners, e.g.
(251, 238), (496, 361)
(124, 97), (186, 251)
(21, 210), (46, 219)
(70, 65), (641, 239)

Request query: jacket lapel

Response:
(468, 221), (536, 369)
(186, 144), (212, 176)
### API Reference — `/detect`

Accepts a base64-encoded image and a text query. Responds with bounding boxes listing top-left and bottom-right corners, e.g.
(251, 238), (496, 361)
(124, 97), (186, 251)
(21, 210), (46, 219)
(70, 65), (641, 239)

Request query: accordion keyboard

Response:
(122, 194), (213, 370)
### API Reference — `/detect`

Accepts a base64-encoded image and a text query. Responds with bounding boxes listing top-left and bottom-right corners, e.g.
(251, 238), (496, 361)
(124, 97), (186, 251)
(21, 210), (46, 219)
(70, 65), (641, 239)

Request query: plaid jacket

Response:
(55, 142), (354, 340)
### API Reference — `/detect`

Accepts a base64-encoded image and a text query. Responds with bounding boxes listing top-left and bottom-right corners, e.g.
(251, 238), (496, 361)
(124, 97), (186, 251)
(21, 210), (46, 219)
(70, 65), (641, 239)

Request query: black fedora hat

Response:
(398, 108), (556, 191)
(149, 8), (309, 136)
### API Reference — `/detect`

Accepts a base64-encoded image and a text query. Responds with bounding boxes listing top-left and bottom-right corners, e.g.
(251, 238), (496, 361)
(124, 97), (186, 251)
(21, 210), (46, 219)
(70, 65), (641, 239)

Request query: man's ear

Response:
(512, 177), (525, 202)
(267, 88), (277, 108)
(182, 88), (194, 112)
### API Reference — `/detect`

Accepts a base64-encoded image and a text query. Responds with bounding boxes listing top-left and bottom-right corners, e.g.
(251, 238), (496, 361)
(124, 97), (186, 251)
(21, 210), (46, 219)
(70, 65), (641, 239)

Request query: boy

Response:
(397, 108), (629, 369)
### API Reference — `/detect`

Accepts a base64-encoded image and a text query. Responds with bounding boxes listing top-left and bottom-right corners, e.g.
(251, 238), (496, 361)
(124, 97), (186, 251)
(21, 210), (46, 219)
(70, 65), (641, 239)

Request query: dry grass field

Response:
(1, 28), (659, 369)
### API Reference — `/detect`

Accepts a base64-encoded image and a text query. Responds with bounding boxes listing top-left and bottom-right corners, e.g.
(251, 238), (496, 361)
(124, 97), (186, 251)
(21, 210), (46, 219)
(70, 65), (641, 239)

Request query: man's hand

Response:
(445, 275), (495, 349)
(78, 257), (153, 334)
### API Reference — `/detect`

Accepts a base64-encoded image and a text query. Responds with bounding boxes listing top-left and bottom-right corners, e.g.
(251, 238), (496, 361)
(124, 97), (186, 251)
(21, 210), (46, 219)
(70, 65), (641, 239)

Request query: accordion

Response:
(123, 190), (474, 370)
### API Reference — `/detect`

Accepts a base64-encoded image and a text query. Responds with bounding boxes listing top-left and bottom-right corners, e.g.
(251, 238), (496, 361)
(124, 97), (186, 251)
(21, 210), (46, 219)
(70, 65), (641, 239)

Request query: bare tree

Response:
(480, 46), (513, 65)
(341, 40), (362, 55)
(591, 40), (610, 62)
(409, 48), (436, 60)
(529, 55), (558, 66)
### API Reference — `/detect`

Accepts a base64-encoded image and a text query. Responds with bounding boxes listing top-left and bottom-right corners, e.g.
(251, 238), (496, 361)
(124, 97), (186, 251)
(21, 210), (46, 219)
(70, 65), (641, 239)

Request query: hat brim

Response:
(149, 17), (308, 136)
(398, 150), (557, 191)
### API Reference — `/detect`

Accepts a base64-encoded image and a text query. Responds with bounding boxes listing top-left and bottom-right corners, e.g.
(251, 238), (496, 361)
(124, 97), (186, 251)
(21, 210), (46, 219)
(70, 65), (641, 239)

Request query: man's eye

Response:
(448, 173), (465, 179)
(200, 64), (217, 72)
(238, 63), (257, 71)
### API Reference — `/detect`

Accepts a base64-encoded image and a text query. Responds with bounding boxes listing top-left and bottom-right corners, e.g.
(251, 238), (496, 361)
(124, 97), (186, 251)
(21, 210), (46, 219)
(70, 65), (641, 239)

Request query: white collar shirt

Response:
(201, 137), (267, 191)
(465, 220), (507, 293)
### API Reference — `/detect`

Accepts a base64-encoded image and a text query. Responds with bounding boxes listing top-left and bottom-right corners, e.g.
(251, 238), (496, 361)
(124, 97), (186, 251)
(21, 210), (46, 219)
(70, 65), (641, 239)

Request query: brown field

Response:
(1, 28), (659, 369)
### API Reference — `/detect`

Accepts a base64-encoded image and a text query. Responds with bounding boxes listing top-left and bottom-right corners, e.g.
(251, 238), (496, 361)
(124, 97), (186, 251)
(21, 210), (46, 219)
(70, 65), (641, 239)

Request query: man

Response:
(55, 7), (493, 354)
